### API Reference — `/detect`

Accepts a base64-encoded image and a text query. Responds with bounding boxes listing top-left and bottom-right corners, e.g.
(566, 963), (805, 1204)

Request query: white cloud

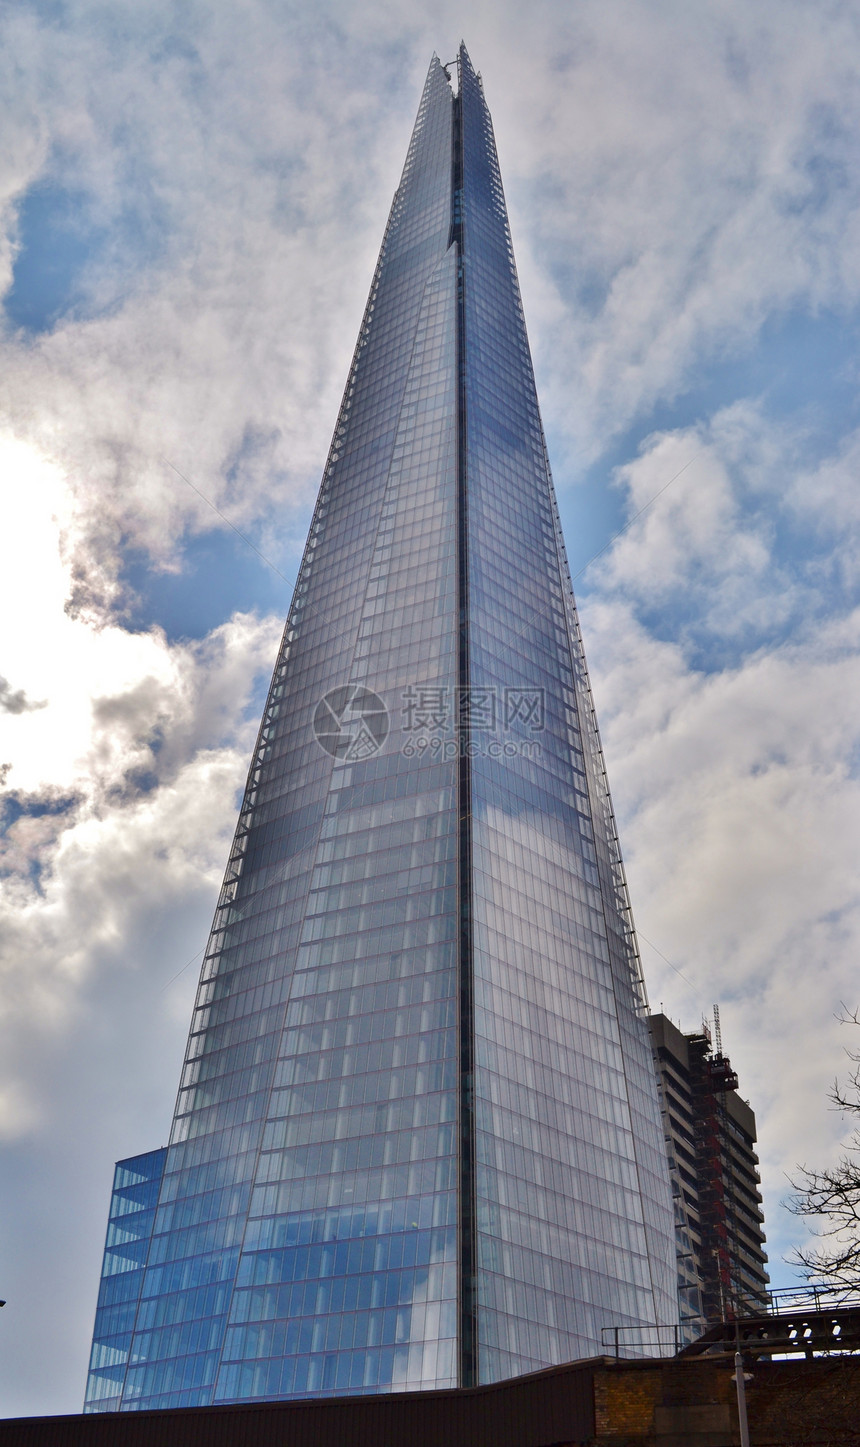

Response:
(478, 1), (860, 458)
(581, 409), (860, 1276)
(0, 435), (282, 1128)
(5, 0), (860, 591)
(0, 435), (280, 1408)
(0, 2), (430, 605)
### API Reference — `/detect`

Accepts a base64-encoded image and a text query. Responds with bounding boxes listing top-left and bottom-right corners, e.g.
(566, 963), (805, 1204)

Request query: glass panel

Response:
(458, 49), (675, 1382)
(84, 1149), (166, 1413)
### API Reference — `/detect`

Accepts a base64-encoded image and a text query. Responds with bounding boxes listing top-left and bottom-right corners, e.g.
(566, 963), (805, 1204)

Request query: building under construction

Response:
(649, 1012), (770, 1338)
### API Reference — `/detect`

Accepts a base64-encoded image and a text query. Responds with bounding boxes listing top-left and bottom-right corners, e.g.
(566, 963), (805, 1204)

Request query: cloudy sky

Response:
(2, 0), (860, 1417)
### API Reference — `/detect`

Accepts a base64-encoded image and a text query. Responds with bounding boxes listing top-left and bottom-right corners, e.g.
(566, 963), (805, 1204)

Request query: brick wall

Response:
(593, 1356), (860, 1446)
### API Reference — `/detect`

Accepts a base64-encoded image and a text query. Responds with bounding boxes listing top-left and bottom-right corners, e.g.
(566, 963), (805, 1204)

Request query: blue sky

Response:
(2, 0), (860, 1415)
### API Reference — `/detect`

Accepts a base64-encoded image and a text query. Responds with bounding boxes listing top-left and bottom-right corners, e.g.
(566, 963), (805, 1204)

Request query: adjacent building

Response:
(85, 45), (676, 1413)
(649, 1013), (769, 1339)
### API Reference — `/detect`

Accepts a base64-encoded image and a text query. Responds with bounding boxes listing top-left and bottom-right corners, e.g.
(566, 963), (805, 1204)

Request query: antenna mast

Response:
(713, 1002), (722, 1056)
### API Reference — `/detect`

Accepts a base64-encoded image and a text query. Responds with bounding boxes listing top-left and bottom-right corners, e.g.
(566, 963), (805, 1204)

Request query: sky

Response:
(2, 0), (860, 1418)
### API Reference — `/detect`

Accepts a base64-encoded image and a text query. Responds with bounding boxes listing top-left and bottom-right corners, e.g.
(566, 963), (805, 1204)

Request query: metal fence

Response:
(602, 1286), (860, 1360)
(766, 1283), (860, 1315)
(600, 1324), (681, 1359)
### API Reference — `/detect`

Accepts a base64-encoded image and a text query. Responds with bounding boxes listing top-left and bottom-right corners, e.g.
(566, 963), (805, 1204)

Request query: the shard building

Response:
(85, 46), (676, 1412)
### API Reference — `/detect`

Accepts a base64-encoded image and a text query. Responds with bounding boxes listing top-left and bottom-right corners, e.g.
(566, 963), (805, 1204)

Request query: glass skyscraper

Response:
(85, 46), (676, 1413)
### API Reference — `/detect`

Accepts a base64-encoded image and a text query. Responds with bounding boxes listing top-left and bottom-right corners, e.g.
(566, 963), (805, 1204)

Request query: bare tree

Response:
(788, 1010), (860, 1294)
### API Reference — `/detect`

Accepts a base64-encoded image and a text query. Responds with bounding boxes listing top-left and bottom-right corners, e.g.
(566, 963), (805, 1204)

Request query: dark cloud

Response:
(0, 677), (46, 715)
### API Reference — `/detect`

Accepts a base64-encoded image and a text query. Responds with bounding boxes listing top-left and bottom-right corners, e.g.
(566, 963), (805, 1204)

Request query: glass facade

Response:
(85, 1149), (167, 1411)
(86, 46), (675, 1412)
(457, 51), (676, 1380)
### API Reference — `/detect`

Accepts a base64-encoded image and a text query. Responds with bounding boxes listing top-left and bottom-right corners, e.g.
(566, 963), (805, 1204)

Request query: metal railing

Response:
(600, 1324), (680, 1359)
(602, 1287), (860, 1361)
(766, 1283), (860, 1316)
